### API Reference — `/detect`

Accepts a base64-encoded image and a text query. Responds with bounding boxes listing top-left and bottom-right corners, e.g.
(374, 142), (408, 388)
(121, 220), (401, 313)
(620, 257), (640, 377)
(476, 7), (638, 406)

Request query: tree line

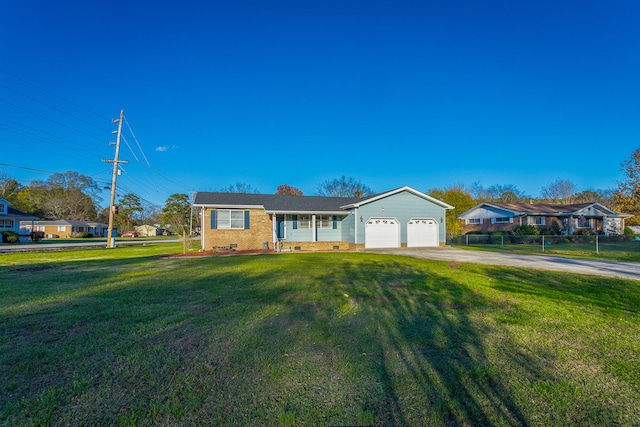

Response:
(2, 148), (639, 231)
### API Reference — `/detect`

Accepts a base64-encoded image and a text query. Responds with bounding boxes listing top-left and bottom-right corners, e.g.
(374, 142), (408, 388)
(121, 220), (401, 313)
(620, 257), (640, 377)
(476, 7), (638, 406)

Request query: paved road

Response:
(0, 239), (182, 253)
(367, 247), (640, 281)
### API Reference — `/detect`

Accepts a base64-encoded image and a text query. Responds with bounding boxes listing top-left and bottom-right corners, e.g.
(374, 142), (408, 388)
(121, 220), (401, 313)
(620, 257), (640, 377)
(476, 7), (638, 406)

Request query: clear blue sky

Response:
(2, 1), (639, 207)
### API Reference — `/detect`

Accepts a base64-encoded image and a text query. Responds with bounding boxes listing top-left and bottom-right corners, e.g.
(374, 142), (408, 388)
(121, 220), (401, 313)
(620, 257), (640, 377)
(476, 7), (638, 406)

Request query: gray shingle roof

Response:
(193, 192), (365, 213)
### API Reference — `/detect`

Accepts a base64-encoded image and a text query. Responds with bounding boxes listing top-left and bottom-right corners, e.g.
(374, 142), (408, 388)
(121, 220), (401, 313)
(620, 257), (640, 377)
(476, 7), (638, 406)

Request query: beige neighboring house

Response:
(21, 220), (115, 238)
(135, 224), (165, 237)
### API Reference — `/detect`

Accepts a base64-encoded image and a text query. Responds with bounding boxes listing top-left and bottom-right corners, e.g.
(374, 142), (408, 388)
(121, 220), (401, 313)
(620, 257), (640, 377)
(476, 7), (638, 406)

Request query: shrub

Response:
(549, 221), (562, 235)
(511, 224), (540, 236)
(1, 231), (20, 244)
(624, 226), (635, 237)
(488, 231), (508, 244)
(71, 232), (93, 238)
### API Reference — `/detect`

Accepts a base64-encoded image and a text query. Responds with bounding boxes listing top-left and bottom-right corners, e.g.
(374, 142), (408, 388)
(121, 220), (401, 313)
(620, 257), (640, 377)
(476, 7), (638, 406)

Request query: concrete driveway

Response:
(367, 246), (640, 281)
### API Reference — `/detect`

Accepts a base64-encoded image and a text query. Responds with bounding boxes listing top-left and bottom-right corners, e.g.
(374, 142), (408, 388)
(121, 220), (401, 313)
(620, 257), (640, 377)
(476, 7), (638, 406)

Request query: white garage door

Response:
(365, 218), (400, 248)
(407, 218), (439, 247)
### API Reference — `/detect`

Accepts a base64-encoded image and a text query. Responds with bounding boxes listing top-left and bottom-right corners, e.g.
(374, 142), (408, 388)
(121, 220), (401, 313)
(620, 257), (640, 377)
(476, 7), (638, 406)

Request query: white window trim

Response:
(576, 217), (593, 229)
(527, 216), (546, 226)
(492, 217), (512, 224)
(317, 215), (332, 229)
(217, 209), (245, 229)
(466, 218), (482, 225)
(298, 215), (311, 229)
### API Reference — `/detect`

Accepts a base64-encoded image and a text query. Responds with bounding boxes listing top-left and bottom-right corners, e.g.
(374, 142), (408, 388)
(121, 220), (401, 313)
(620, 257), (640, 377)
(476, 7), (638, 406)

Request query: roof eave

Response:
(267, 210), (349, 215)
(193, 203), (265, 209)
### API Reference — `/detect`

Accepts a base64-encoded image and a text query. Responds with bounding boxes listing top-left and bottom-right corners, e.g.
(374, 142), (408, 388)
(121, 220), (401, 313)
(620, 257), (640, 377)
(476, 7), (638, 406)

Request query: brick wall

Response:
(278, 241), (350, 251)
(460, 222), (514, 234)
(202, 208), (273, 251)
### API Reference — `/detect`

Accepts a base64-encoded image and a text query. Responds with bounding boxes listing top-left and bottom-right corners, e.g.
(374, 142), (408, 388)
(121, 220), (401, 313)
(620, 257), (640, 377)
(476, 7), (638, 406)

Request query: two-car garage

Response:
(365, 217), (439, 248)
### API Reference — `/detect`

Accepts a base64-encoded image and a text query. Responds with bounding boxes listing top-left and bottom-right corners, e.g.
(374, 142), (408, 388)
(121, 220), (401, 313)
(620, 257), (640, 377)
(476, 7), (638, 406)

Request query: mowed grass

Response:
(1, 246), (639, 426)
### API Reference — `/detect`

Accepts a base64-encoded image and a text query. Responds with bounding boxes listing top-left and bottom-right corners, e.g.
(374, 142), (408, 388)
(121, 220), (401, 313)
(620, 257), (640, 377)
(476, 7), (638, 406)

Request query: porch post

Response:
(272, 214), (277, 251)
(312, 215), (317, 242)
(569, 215), (574, 235)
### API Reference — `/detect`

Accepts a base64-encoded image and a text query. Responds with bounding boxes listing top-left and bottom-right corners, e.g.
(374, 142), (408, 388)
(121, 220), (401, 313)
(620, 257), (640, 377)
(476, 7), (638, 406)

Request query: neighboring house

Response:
(135, 224), (165, 237)
(458, 202), (633, 236)
(193, 186), (453, 251)
(20, 220), (115, 238)
(0, 198), (37, 236)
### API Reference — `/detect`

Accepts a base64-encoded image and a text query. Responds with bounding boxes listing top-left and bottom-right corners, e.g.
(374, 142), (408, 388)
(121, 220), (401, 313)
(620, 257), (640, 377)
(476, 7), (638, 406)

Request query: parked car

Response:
(121, 231), (138, 237)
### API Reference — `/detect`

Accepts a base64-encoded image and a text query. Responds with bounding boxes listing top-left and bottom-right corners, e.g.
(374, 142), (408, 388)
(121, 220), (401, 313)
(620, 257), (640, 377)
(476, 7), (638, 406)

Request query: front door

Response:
(276, 215), (285, 239)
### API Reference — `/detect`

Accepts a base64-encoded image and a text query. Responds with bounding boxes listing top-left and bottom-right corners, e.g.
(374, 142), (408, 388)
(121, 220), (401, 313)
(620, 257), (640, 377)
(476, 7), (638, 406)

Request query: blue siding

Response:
(281, 214), (348, 242)
(341, 214), (355, 242)
(355, 190), (447, 244)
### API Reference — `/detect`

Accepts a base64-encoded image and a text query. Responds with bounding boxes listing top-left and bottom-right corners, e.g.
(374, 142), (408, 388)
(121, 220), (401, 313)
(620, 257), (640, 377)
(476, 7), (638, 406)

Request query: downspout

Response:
(442, 209), (447, 245)
(201, 208), (206, 251)
(354, 208), (358, 245)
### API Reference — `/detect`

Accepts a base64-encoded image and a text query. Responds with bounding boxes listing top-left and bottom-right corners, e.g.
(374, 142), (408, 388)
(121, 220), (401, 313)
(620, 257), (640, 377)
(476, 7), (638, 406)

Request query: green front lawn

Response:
(1, 247), (639, 426)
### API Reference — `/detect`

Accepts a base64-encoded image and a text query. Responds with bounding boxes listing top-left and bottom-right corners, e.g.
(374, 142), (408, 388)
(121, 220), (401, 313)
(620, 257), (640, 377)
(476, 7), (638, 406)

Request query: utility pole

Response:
(103, 109), (129, 248)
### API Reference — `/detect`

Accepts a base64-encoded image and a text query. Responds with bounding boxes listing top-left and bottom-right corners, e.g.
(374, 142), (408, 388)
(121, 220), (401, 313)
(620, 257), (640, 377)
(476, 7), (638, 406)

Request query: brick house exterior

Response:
(20, 220), (113, 238)
(458, 202), (632, 236)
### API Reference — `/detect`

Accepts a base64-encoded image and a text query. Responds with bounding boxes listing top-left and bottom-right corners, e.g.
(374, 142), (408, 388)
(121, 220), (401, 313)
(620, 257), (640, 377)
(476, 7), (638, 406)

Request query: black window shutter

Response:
(244, 210), (250, 229)
(332, 215), (337, 229)
(210, 210), (217, 229)
(292, 215), (298, 229)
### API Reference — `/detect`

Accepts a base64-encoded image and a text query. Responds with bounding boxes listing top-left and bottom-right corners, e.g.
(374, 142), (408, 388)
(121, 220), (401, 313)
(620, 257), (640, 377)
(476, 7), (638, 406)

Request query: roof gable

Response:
(340, 186), (454, 209)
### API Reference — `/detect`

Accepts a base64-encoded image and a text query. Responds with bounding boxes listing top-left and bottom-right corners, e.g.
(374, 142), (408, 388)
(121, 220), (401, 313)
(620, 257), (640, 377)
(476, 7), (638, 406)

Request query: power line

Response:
(0, 97), (107, 143)
(0, 82), (111, 133)
(0, 122), (108, 158)
(0, 68), (111, 121)
(124, 116), (150, 167)
(0, 162), (66, 175)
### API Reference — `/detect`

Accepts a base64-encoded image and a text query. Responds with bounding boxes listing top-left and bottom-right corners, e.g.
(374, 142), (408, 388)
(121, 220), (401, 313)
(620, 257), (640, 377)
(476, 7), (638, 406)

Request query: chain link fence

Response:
(448, 233), (639, 255)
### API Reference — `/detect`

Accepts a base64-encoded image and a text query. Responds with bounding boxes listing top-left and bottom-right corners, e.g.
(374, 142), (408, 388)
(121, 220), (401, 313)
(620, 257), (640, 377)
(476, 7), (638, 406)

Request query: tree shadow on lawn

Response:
(323, 258), (534, 426)
(231, 255), (547, 426)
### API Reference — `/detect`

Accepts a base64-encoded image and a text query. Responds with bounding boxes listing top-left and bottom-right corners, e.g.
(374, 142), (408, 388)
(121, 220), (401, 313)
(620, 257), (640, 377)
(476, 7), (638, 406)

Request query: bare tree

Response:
(540, 179), (578, 204)
(469, 182), (527, 203)
(218, 182), (259, 193)
(316, 176), (373, 197)
(0, 172), (21, 200)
